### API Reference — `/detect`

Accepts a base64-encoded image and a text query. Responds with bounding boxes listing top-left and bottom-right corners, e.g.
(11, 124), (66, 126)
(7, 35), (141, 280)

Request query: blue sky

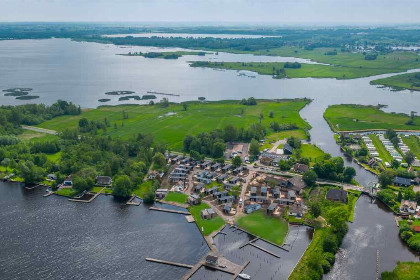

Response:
(1, 0), (419, 24)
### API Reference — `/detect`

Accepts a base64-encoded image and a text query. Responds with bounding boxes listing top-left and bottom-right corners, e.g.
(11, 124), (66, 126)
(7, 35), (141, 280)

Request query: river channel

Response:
(0, 37), (419, 279)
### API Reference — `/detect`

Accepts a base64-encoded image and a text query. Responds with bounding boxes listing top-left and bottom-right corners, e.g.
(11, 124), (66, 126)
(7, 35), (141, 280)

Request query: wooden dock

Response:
(185, 215), (195, 223)
(43, 191), (54, 197)
(68, 187), (104, 203)
(146, 257), (193, 269)
(126, 195), (141, 206)
(249, 243), (281, 258)
(239, 237), (260, 249)
(149, 207), (190, 215)
(231, 225), (289, 252)
(25, 184), (45, 190)
(181, 253), (249, 280)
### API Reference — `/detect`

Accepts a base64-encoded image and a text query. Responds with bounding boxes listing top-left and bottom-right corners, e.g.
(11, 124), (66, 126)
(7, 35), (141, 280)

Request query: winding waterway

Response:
(0, 38), (419, 279)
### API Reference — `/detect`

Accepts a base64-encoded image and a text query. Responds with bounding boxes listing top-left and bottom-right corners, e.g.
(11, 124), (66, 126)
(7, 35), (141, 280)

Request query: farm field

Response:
(299, 143), (325, 164)
(371, 72), (420, 91)
(37, 100), (310, 150)
(236, 210), (288, 245)
(324, 104), (420, 131)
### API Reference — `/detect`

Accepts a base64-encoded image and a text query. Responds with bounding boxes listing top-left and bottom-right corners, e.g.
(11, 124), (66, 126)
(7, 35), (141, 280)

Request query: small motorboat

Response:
(239, 273), (251, 279)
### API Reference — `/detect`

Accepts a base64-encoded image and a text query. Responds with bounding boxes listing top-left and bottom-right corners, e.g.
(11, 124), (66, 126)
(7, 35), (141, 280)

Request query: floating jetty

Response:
(149, 207), (190, 215)
(146, 258), (193, 269)
(126, 195), (141, 206)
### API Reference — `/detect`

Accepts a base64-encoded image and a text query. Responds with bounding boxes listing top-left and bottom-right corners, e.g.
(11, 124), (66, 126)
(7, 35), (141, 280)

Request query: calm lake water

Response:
(0, 38), (419, 279)
(0, 182), (209, 280)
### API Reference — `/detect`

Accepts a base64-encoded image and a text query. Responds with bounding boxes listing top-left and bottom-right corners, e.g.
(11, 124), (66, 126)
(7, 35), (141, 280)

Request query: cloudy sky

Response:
(1, 0), (419, 24)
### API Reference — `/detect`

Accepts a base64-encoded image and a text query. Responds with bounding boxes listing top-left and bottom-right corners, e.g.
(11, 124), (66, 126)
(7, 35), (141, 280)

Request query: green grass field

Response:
(38, 100), (310, 150)
(46, 152), (61, 163)
(300, 144), (325, 165)
(347, 194), (359, 222)
(188, 203), (225, 236)
(381, 262), (420, 280)
(289, 228), (328, 280)
(369, 134), (393, 164)
(236, 210), (288, 245)
(191, 61), (396, 80)
(164, 192), (188, 204)
(402, 136), (420, 159)
(324, 104), (420, 131)
(371, 72), (420, 91)
(190, 48), (420, 80)
(55, 188), (78, 197)
(132, 181), (153, 198)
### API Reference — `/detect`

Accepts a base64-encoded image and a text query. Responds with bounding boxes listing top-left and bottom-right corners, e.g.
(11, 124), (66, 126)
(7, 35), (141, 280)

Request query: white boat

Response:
(239, 273), (251, 279)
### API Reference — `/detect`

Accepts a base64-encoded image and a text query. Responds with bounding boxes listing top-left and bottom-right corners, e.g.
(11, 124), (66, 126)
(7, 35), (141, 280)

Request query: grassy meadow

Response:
(37, 100), (310, 150)
(324, 104), (420, 131)
(191, 61), (394, 79)
(299, 144), (325, 165)
(237, 210), (288, 245)
(371, 72), (420, 91)
(164, 192), (188, 204)
(402, 136), (420, 159)
(190, 47), (420, 80)
(381, 262), (420, 280)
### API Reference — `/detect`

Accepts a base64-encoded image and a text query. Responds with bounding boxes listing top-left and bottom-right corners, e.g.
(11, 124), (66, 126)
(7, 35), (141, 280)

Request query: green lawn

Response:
(402, 136), (420, 159)
(55, 188), (78, 197)
(188, 203), (225, 236)
(37, 100), (310, 150)
(369, 134), (393, 164)
(371, 72), (420, 91)
(164, 192), (188, 204)
(289, 228), (329, 280)
(347, 194), (359, 222)
(299, 144), (325, 165)
(237, 210), (288, 245)
(132, 181), (153, 198)
(90, 186), (113, 194)
(382, 262), (420, 280)
(324, 104), (420, 131)
(46, 152), (61, 163)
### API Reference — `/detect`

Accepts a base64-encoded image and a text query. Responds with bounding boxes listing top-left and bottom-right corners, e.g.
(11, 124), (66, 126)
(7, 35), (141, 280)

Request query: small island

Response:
(120, 51), (207, 59)
(371, 72), (420, 92)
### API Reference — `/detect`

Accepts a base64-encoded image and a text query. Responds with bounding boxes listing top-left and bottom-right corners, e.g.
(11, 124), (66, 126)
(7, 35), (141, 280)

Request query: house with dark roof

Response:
(218, 196), (234, 203)
(283, 143), (294, 155)
(95, 176), (112, 186)
(393, 177), (412, 187)
(187, 194), (200, 205)
(272, 188), (280, 199)
(267, 203), (278, 215)
(217, 174), (228, 183)
(194, 183), (204, 193)
(155, 189), (168, 199)
(250, 186), (257, 196)
(200, 161), (212, 169)
(249, 196), (269, 203)
(222, 164), (232, 173)
(289, 205), (303, 217)
(293, 163), (309, 173)
(326, 189), (348, 203)
(400, 200), (417, 214)
(201, 208), (215, 219)
(229, 177), (240, 184)
(211, 163), (221, 171)
(223, 202), (232, 214)
(261, 186), (268, 197)
(204, 186), (219, 195)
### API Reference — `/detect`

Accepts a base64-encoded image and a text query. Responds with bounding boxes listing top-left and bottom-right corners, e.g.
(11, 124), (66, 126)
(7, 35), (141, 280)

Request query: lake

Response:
(0, 182), (208, 280)
(0, 37), (419, 279)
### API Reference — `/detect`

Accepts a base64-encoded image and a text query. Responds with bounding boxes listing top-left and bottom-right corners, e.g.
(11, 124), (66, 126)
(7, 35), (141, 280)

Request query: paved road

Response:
(22, 125), (57, 135)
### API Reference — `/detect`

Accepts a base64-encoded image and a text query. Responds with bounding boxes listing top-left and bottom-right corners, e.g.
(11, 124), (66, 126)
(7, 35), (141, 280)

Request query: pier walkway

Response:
(145, 258), (193, 269)
(68, 187), (104, 203)
(149, 207), (190, 215)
